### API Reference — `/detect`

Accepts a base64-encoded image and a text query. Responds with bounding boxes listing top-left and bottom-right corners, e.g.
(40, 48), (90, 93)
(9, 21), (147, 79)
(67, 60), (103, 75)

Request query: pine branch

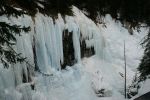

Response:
(0, 1), (31, 68)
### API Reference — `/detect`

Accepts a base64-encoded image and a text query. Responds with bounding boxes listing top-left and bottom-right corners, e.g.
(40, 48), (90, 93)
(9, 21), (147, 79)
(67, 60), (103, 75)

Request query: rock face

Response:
(80, 40), (95, 58)
(61, 29), (95, 69)
(61, 29), (76, 69)
(134, 92), (150, 100)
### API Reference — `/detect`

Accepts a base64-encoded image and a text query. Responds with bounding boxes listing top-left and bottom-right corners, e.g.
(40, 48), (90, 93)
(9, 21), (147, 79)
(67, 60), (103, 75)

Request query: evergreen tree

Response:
(0, 0), (30, 68)
(138, 29), (150, 81)
(42, 0), (73, 16)
(14, 0), (40, 15)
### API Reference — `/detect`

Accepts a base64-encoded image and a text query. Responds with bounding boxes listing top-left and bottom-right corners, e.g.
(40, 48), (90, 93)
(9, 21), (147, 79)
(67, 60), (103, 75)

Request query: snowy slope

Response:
(0, 6), (148, 100)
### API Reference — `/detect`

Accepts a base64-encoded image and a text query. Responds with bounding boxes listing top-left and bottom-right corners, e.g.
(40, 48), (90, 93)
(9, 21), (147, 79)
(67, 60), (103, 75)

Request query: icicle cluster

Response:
(34, 7), (105, 72)
(0, 6), (106, 100)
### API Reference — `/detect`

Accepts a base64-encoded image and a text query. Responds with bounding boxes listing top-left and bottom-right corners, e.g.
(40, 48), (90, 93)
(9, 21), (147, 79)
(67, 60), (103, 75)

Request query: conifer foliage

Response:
(138, 30), (150, 81)
(12, 0), (73, 17)
(0, 0), (30, 68)
(42, 0), (73, 16)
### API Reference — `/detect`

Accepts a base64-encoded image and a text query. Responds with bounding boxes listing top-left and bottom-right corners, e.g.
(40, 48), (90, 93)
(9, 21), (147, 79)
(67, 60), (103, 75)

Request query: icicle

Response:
(73, 7), (105, 59)
(34, 13), (65, 72)
(65, 16), (81, 63)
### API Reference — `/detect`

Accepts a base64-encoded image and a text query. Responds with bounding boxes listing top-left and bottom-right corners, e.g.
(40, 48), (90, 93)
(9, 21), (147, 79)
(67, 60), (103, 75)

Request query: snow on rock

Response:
(138, 79), (150, 96)
(73, 7), (105, 59)
(98, 14), (147, 71)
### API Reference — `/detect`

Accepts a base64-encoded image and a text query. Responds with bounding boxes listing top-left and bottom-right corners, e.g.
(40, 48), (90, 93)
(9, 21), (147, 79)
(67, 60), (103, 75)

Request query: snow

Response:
(0, 6), (149, 100)
(137, 79), (150, 96)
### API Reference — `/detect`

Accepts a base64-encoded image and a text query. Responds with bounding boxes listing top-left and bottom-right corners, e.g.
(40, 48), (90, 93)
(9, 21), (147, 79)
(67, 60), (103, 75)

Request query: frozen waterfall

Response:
(0, 6), (106, 100)
(0, 5), (146, 99)
(34, 7), (105, 73)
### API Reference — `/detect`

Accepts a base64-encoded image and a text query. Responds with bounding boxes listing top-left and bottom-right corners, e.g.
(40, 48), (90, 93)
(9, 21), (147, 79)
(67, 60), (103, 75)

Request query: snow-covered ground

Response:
(0, 6), (149, 100)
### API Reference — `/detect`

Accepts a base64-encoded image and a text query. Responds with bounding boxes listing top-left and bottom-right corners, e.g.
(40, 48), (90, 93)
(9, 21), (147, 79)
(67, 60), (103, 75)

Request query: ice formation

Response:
(0, 6), (148, 100)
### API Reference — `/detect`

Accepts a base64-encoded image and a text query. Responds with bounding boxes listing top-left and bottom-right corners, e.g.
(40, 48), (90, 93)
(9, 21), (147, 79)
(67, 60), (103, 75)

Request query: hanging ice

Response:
(34, 13), (65, 73)
(34, 9), (105, 73)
